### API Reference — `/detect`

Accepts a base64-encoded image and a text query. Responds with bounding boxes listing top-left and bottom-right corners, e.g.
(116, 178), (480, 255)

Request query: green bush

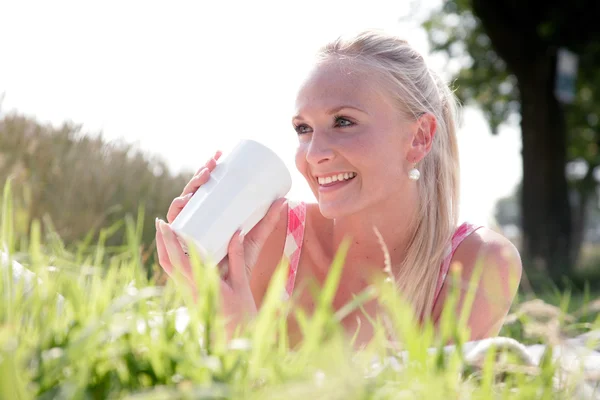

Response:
(0, 112), (191, 271)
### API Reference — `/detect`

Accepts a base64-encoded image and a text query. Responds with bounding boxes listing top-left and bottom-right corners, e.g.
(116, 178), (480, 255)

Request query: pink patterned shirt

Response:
(281, 201), (482, 309)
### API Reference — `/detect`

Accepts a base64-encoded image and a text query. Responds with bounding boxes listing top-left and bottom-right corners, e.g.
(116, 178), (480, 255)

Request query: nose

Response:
(305, 131), (335, 165)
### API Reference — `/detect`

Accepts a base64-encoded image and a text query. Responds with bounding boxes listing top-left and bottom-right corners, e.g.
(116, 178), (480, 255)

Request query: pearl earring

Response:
(408, 164), (420, 181)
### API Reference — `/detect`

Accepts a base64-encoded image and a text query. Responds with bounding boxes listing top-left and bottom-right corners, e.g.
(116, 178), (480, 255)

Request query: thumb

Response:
(227, 230), (250, 291)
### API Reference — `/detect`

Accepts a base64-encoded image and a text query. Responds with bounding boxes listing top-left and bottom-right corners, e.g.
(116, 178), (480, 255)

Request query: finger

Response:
(181, 168), (211, 197)
(218, 256), (230, 281)
(194, 150), (222, 175)
(158, 220), (194, 282)
(219, 279), (233, 298)
(246, 198), (287, 246)
(227, 231), (249, 291)
(155, 219), (173, 275)
(167, 193), (193, 223)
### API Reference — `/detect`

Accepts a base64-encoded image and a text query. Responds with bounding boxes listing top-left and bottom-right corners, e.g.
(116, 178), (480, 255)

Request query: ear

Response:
(406, 113), (436, 164)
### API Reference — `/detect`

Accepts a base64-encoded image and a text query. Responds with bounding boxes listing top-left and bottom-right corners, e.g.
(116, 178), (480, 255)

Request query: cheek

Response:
(362, 143), (405, 182)
(294, 143), (308, 177)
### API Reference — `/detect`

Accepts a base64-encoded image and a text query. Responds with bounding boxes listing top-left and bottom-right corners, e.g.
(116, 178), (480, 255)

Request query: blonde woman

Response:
(155, 30), (522, 346)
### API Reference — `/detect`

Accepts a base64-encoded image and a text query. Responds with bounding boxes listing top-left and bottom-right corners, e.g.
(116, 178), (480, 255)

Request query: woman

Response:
(155, 30), (522, 346)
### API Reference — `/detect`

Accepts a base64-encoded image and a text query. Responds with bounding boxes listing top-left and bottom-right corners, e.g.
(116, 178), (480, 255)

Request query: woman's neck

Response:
(331, 188), (419, 277)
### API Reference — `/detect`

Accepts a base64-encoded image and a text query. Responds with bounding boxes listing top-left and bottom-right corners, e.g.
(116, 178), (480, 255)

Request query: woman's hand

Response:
(157, 149), (286, 277)
(166, 150), (222, 224)
(156, 199), (285, 330)
(155, 150), (287, 330)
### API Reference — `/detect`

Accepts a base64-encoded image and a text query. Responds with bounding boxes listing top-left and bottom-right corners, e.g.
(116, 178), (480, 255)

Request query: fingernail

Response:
(155, 218), (159, 229)
(158, 220), (168, 233)
(239, 231), (245, 244)
(184, 193), (193, 199)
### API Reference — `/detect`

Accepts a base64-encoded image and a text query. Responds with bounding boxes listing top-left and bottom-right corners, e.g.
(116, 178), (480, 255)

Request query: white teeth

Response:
(318, 172), (357, 185)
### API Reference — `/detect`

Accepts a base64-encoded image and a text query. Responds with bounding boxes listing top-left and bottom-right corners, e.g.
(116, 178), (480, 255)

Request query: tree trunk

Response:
(571, 166), (597, 270)
(519, 53), (573, 284)
(571, 189), (589, 270)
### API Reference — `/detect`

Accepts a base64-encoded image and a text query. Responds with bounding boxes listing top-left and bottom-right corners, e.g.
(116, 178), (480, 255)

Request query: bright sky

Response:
(0, 0), (522, 226)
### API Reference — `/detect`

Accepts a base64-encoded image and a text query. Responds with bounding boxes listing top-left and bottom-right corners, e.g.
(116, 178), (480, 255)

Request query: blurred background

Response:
(1, 0), (598, 291)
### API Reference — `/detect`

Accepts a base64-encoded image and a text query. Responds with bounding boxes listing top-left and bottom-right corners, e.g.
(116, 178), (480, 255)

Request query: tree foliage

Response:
(423, 0), (600, 281)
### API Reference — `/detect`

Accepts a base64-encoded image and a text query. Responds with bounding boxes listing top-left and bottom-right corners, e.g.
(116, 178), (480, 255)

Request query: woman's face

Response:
(293, 60), (423, 219)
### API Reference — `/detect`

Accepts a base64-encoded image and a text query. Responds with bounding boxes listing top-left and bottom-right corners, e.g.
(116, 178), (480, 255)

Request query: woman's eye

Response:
(334, 117), (354, 127)
(294, 124), (312, 134)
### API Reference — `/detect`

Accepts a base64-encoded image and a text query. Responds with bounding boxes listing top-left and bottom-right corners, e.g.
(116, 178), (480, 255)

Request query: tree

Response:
(495, 181), (600, 267)
(423, 0), (600, 283)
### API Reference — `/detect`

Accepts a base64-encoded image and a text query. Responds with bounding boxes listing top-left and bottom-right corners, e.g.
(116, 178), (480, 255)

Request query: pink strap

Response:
(282, 201), (307, 298)
(431, 222), (483, 308)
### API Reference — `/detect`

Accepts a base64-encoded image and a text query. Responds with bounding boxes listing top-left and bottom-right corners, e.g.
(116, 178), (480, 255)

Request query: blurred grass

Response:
(2, 179), (599, 399)
(0, 112), (192, 277)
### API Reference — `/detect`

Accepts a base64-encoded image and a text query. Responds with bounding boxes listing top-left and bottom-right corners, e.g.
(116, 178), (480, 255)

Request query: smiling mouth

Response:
(317, 172), (357, 186)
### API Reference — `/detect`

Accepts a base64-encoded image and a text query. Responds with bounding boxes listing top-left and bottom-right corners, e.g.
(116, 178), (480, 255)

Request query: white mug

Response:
(171, 139), (292, 264)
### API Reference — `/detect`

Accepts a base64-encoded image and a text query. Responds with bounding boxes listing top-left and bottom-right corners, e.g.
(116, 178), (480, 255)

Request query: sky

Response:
(0, 0), (522, 226)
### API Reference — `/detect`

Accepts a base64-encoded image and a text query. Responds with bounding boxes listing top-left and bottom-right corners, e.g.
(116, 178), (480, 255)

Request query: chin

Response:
(317, 198), (359, 219)
(317, 204), (337, 219)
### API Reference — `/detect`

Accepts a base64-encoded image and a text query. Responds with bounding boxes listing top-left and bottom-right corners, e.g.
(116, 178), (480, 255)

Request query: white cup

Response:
(171, 139), (292, 264)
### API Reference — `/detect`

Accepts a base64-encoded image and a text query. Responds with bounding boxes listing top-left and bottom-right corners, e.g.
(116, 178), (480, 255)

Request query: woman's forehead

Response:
(294, 61), (392, 117)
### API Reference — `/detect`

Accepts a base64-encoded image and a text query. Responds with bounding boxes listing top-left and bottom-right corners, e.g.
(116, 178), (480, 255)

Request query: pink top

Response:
(281, 201), (482, 309)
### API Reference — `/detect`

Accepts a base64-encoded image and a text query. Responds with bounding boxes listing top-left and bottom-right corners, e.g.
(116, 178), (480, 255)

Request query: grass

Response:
(1, 180), (600, 399)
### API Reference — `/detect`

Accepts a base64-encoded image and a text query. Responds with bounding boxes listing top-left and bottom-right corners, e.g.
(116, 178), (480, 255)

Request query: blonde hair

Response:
(318, 30), (461, 320)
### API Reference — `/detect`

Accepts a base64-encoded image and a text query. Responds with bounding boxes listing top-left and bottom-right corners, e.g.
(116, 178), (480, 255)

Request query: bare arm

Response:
(433, 228), (523, 341)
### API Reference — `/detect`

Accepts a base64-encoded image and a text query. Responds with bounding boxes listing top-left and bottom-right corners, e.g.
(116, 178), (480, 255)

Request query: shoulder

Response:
(256, 200), (320, 261)
(433, 226), (523, 340)
(250, 200), (319, 305)
(454, 227), (522, 283)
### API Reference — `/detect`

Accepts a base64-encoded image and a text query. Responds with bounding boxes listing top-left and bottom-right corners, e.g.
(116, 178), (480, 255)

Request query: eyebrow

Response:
(292, 105), (369, 121)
